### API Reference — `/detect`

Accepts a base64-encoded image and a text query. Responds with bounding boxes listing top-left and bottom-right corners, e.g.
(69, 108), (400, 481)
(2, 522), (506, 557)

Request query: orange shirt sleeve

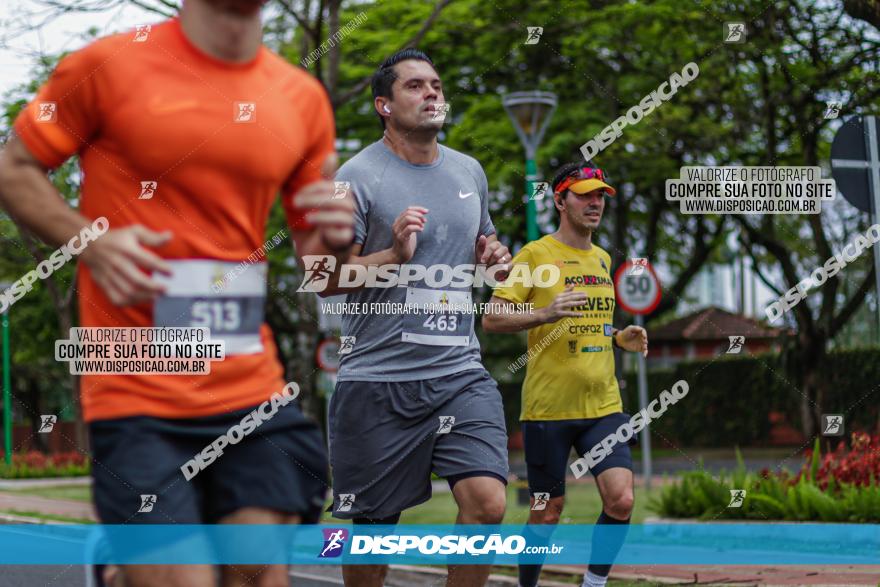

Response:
(282, 78), (337, 232)
(13, 42), (104, 169)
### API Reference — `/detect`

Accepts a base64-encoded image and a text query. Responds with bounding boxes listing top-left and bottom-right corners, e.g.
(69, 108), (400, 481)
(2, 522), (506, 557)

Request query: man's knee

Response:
(605, 489), (634, 519)
(252, 567), (291, 587)
(123, 565), (212, 587)
(462, 491), (506, 524)
(251, 573), (290, 587)
(222, 564), (290, 587)
(343, 564), (388, 587)
(260, 575), (291, 587)
(479, 492), (507, 524)
(541, 497), (565, 525)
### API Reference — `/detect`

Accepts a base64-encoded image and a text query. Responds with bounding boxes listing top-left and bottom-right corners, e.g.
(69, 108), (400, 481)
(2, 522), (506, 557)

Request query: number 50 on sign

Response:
(613, 259), (662, 315)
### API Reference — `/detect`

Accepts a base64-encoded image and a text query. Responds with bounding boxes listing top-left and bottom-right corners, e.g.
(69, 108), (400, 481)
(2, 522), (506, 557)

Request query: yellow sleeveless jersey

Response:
(493, 235), (622, 421)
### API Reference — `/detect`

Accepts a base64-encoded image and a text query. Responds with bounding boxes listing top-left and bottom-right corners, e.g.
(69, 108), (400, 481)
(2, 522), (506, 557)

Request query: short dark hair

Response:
(370, 49), (435, 129)
(550, 160), (602, 214)
(550, 160), (599, 195)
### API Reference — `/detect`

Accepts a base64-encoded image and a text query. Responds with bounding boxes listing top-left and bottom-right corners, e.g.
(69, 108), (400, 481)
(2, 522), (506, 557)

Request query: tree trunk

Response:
(798, 334), (827, 439)
(799, 369), (817, 439)
(326, 0), (341, 98)
(299, 0), (313, 73)
(288, 292), (322, 423)
(70, 373), (85, 451)
(28, 378), (46, 453)
(56, 304), (85, 451)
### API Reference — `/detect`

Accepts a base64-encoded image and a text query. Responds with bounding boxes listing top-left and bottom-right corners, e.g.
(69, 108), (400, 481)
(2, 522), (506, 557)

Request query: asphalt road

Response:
(0, 565), (452, 587)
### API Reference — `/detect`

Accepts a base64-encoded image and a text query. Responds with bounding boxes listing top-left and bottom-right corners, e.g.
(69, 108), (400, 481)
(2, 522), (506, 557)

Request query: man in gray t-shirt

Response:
(335, 138), (493, 380)
(320, 49), (511, 587)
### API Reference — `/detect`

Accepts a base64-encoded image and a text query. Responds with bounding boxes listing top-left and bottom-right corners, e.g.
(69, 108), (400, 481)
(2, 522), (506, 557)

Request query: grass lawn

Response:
(0, 480), (659, 526)
(631, 446), (798, 461)
(0, 485), (92, 502)
(395, 482), (653, 525)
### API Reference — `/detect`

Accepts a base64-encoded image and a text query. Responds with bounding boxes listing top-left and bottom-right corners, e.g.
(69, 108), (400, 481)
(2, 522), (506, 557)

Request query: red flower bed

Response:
(0, 450), (89, 478)
(797, 432), (880, 490)
(46, 451), (88, 467)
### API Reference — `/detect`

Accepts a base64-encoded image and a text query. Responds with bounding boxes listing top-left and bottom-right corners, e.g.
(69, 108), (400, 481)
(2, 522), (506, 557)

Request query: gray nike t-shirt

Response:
(335, 140), (495, 381)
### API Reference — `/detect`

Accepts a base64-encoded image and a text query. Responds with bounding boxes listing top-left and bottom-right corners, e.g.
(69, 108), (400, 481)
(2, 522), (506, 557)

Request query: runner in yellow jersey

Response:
(483, 161), (648, 587)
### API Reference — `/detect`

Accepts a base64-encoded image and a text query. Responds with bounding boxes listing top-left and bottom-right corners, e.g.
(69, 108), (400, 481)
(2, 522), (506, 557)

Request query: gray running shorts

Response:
(328, 368), (509, 520)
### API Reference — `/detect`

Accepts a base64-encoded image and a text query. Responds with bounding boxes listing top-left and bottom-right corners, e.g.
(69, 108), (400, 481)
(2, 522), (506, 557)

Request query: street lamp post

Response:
(502, 91), (558, 242)
(0, 282), (11, 466)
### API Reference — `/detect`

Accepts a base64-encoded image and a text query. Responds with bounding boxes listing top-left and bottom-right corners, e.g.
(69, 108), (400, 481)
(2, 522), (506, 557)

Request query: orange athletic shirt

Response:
(13, 19), (335, 422)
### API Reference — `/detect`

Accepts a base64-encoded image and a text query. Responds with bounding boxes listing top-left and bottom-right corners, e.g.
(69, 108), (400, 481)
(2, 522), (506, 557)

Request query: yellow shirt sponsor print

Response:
(493, 235), (622, 421)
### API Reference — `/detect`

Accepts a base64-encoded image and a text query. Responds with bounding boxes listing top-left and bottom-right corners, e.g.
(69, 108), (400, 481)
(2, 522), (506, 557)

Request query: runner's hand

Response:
(391, 206), (428, 263)
(293, 154), (355, 251)
(616, 325), (648, 356)
(539, 285), (587, 323)
(80, 225), (172, 307)
(476, 235), (511, 281)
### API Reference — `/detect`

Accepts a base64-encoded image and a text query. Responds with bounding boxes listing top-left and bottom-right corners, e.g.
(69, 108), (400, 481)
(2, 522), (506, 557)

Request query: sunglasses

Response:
(554, 167), (608, 195)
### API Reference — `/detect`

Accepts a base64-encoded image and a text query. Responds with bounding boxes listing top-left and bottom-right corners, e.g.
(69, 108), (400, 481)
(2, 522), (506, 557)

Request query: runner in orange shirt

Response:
(0, 1), (353, 585)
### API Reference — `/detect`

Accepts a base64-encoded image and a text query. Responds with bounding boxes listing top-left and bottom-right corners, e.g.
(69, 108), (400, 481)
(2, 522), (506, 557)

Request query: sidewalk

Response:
(550, 564), (880, 586)
(0, 477), (90, 490)
(0, 492), (95, 521)
(1, 488), (878, 586)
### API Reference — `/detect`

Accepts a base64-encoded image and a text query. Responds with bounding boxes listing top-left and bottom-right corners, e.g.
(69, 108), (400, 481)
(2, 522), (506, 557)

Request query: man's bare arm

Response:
(0, 133), (172, 306)
(482, 285), (587, 333)
(481, 295), (549, 333)
(289, 154), (356, 263)
(315, 243), (405, 297)
(315, 204), (427, 298)
(0, 133), (92, 247)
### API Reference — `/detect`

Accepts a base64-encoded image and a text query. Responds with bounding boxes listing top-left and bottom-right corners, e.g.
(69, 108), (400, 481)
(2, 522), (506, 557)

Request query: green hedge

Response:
(621, 357), (788, 447)
(625, 348), (880, 447)
(499, 347), (880, 448)
(650, 442), (880, 522)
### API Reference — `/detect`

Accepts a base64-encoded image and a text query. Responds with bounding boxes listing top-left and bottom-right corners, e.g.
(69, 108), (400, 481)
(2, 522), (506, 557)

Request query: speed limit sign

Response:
(613, 258), (662, 315)
(316, 338), (340, 372)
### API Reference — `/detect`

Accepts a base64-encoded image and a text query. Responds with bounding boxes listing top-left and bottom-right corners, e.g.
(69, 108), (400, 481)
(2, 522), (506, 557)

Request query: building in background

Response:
(678, 258), (767, 319)
(645, 306), (787, 370)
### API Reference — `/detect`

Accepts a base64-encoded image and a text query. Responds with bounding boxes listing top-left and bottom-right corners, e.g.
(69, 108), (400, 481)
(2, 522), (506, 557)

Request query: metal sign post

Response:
(2, 307), (11, 466)
(831, 115), (880, 337)
(613, 260), (662, 491)
(634, 313), (650, 488)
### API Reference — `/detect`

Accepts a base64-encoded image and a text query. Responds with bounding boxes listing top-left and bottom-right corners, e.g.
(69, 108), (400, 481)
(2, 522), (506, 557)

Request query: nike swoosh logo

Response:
(458, 191), (475, 199)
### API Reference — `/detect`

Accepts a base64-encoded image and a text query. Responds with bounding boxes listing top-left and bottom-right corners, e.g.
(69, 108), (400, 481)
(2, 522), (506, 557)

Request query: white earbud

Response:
(383, 104), (391, 114)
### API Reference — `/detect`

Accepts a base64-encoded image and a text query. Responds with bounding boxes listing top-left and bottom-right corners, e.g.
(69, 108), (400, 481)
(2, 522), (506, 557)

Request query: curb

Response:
(0, 512), (74, 524)
(391, 565), (575, 586)
(0, 493), (97, 522)
(0, 477), (91, 489)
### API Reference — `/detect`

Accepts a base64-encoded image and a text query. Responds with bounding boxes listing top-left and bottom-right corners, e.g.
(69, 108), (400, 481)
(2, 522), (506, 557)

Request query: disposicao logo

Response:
(319, 528), (349, 558)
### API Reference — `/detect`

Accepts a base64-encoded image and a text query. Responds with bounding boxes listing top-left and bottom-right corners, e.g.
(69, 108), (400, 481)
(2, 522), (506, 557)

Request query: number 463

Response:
(422, 314), (458, 331)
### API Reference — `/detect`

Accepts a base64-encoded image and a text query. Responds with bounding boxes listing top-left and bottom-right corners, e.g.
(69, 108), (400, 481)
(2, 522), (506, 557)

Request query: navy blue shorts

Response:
(522, 412), (633, 498)
(90, 401), (328, 525)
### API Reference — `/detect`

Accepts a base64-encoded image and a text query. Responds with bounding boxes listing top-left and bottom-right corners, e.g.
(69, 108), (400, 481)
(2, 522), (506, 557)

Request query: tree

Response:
(4, 0), (878, 442)
(844, 0), (880, 28)
(1, 54), (87, 449)
(720, 0), (880, 436)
